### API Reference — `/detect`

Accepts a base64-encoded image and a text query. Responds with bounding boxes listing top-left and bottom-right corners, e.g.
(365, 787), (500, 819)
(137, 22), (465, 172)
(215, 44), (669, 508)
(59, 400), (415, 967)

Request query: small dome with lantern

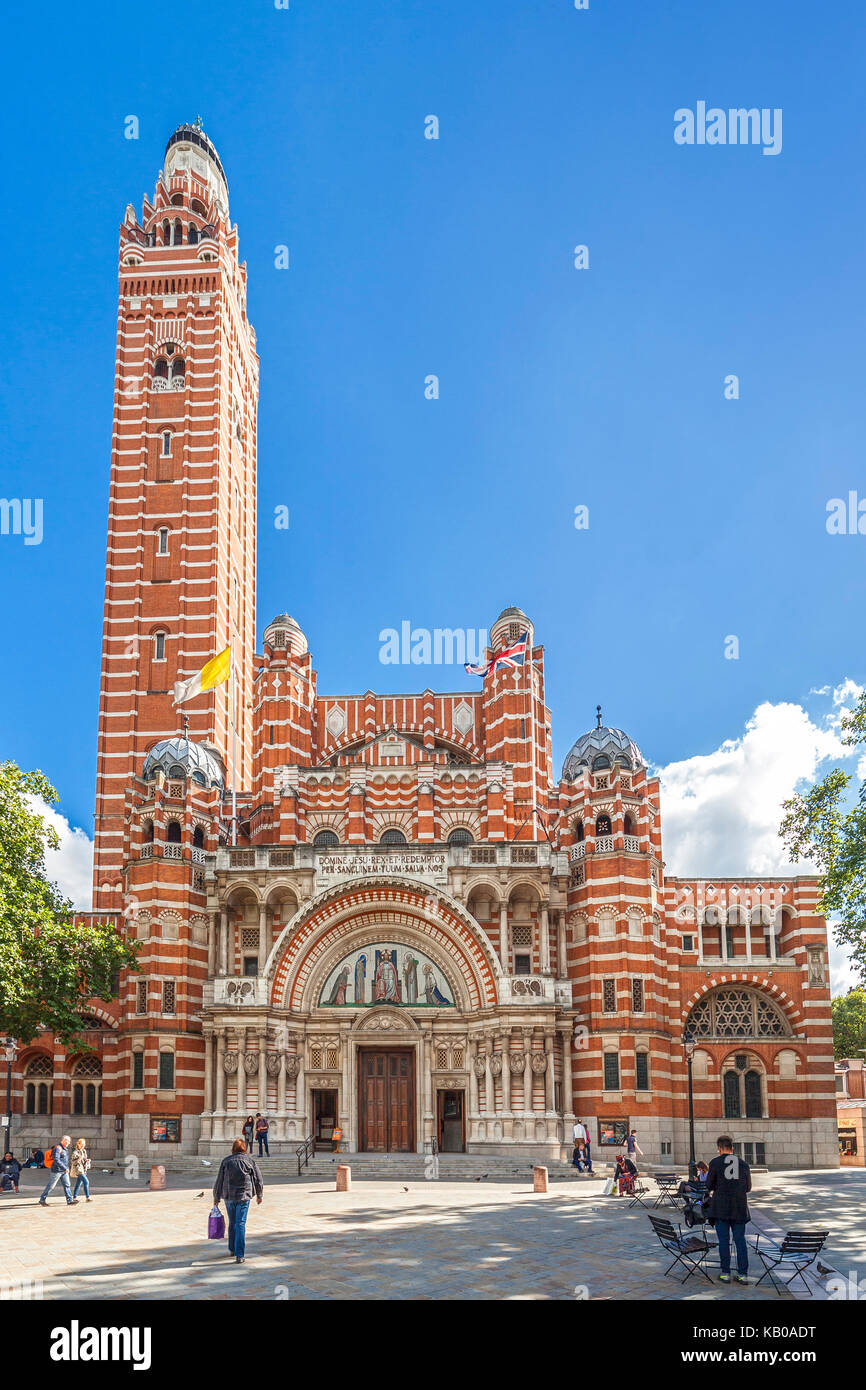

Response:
(562, 708), (644, 780)
(143, 736), (225, 788)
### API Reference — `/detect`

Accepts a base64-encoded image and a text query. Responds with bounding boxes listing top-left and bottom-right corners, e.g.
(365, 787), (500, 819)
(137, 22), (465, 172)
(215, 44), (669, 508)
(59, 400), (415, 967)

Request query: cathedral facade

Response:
(10, 127), (838, 1170)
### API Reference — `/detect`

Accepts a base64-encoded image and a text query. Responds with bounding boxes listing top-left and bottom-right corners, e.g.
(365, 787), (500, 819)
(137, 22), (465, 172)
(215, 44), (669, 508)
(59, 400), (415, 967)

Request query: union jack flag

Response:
(465, 630), (529, 678)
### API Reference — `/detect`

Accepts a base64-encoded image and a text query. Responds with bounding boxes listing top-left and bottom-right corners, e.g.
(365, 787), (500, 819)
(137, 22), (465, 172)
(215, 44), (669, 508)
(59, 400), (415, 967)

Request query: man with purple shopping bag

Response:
(212, 1138), (264, 1264)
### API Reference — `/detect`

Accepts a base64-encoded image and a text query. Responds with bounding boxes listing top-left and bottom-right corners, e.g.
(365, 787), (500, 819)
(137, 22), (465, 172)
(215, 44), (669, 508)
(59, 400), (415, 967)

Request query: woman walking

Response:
(70, 1138), (92, 1202)
(212, 1138), (264, 1264)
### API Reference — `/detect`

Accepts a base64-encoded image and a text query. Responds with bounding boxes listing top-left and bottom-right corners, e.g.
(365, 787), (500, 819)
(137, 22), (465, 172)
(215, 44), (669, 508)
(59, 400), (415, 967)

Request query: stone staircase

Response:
(158, 1151), (600, 1183)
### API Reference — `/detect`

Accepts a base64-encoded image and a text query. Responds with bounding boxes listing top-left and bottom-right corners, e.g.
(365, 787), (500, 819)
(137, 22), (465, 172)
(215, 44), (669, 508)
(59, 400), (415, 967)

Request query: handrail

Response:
(295, 1135), (315, 1177)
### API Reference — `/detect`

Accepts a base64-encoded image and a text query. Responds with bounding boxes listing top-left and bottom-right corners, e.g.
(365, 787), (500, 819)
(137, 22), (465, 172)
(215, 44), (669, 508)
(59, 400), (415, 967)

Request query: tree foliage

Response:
(780, 692), (866, 987)
(0, 761), (138, 1047)
(830, 988), (866, 1061)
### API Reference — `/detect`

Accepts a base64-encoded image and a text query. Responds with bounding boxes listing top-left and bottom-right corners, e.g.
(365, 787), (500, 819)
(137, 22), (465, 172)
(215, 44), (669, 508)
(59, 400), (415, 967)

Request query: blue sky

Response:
(1, 0), (865, 844)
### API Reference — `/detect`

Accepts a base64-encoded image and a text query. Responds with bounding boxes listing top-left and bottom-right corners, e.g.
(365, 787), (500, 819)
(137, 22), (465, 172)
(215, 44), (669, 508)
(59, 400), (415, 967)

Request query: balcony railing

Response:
(623, 835), (641, 853)
(214, 842), (569, 877)
(569, 843), (585, 861)
(595, 835), (614, 853)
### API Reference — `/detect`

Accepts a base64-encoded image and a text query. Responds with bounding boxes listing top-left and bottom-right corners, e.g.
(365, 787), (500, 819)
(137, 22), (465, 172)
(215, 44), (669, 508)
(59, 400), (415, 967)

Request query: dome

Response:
(164, 122), (229, 218)
(490, 605), (533, 650)
(562, 721), (644, 780)
(263, 613), (308, 656)
(143, 736), (225, 789)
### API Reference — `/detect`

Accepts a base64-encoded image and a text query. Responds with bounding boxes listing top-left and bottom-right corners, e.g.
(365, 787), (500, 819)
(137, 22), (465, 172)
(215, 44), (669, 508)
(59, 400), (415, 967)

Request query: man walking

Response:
(212, 1138), (264, 1264)
(625, 1130), (643, 1163)
(706, 1134), (751, 1284)
(255, 1112), (270, 1157)
(38, 1136), (78, 1206)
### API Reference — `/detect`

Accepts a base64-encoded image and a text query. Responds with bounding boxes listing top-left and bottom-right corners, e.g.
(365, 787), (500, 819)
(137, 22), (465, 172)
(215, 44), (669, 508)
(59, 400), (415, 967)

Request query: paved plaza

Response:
(2, 1166), (863, 1301)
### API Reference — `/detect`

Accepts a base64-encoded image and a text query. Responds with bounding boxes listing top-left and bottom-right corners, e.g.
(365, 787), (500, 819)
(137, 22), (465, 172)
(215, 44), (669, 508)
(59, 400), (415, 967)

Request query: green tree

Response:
(831, 989), (866, 1061)
(780, 691), (866, 985)
(0, 761), (138, 1047)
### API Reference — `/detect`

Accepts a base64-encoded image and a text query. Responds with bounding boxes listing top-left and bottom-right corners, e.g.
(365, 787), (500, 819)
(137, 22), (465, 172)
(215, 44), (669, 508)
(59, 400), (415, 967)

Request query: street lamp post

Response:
(3, 1038), (18, 1158)
(683, 1030), (697, 1180)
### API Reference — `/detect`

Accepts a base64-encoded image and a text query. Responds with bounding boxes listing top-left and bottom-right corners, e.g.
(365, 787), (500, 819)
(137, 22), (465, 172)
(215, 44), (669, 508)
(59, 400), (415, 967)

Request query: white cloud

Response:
(654, 680), (863, 995)
(30, 796), (93, 912)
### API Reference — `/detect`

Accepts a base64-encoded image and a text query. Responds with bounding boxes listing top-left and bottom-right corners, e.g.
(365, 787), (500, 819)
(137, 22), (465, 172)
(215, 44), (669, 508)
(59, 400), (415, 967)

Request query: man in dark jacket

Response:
(706, 1134), (751, 1283)
(212, 1138), (264, 1263)
(38, 1136), (77, 1206)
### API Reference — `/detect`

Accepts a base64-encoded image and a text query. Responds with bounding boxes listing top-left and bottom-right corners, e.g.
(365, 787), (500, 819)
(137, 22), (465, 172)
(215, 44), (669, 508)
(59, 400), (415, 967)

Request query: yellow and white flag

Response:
(173, 646), (231, 706)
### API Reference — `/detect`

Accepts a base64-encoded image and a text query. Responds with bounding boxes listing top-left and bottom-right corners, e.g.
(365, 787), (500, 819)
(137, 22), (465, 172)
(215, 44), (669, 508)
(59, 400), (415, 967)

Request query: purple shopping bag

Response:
(208, 1205), (226, 1240)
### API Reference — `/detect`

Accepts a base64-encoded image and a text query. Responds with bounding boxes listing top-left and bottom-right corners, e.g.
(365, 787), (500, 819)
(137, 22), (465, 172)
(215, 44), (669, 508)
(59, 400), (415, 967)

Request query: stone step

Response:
(158, 1152), (598, 1181)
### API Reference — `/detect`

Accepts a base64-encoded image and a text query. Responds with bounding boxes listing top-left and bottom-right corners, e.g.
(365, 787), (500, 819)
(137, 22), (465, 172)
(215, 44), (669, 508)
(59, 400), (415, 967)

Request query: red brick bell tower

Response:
(93, 124), (258, 911)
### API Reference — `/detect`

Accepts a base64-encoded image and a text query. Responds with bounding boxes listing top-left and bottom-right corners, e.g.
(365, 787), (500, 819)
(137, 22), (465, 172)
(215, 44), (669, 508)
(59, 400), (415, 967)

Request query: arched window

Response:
(744, 1069), (763, 1118)
(623, 813), (633, 835)
(723, 1070), (741, 1118)
(162, 220), (171, 245)
(188, 225), (199, 244)
(153, 632), (166, 661)
(161, 430), (172, 456)
(157, 528), (169, 555)
(166, 821), (182, 844)
(313, 829), (339, 849)
(447, 828), (473, 846)
(595, 814), (612, 837)
(192, 825), (205, 849)
(71, 1056), (103, 1116)
(380, 829), (407, 846)
(686, 987), (789, 1039)
(575, 820), (585, 842)
(24, 1055), (53, 1115)
(154, 357), (168, 379)
(142, 819), (154, 842)
(173, 219), (183, 245)
(171, 357), (185, 380)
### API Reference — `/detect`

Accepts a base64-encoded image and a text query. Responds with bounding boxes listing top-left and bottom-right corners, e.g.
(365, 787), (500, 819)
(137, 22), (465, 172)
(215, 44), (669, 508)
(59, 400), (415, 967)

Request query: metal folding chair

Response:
(754, 1230), (830, 1297)
(648, 1214), (713, 1285)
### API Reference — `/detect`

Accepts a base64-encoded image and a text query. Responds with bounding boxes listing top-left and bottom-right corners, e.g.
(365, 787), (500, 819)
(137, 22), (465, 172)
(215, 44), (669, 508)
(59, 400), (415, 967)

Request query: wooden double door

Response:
(358, 1049), (416, 1152)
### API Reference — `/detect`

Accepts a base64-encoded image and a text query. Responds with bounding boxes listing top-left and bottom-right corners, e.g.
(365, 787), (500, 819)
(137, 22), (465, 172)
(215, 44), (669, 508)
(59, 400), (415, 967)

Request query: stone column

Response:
(560, 1025), (574, 1119)
(295, 1044), (306, 1137)
(556, 911), (567, 978)
(768, 910), (777, 961)
(207, 910), (218, 975)
(203, 1029), (214, 1114)
(258, 905), (268, 974)
(215, 1030), (227, 1140)
(720, 912), (728, 963)
(540, 904), (550, 973)
(544, 1034), (555, 1113)
(697, 918), (704, 961)
(501, 1031), (512, 1113)
(277, 1048), (287, 1116)
(220, 906), (230, 975)
(485, 1038), (497, 1118)
(236, 1028), (247, 1116)
(744, 909), (753, 963)
(522, 1029), (533, 1111)
(499, 903), (510, 971)
(424, 1031), (434, 1149)
(468, 1038), (479, 1139)
(258, 1033), (268, 1116)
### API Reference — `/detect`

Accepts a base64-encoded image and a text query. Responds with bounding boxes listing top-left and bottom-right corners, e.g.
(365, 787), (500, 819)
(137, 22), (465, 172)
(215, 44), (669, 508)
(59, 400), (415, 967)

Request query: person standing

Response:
(625, 1130), (643, 1164)
(581, 1123), (593, 1173)
(70, 1139), (92, 1202)
(242, 1115), (255, 1152)
(38, 1136), (78, 1206)
(572, 1119), (586, 1170)
(1, 1152), (21, 1192)
(255, 1112), (270, 1157)
(212, 1138), (264, 1264)
(706, 1135), (752, 1284)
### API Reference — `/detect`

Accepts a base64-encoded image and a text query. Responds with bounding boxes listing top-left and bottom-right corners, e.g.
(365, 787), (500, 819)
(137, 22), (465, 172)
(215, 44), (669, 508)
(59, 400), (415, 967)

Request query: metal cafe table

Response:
(652, 1173), (684, 1208)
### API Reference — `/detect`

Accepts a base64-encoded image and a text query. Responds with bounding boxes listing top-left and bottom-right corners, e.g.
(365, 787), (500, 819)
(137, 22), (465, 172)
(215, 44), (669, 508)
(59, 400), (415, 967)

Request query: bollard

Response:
(336, 1164), (352, 1192)
(533, 1165), (549, 1193)
(149, 1163), (166, 1190)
